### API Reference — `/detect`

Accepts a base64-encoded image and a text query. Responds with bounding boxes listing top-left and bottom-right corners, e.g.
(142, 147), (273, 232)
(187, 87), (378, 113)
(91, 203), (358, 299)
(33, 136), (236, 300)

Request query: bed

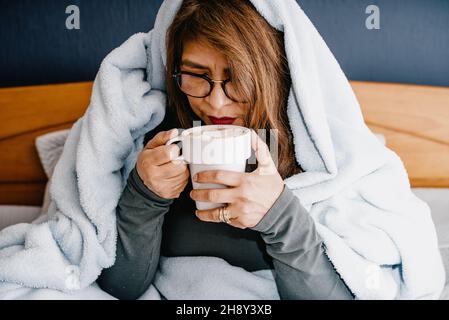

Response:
(0, 80), (448, 298)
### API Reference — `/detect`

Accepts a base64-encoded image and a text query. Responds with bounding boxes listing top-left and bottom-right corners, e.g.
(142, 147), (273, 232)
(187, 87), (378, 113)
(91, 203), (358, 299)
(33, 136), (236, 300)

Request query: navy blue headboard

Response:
(1, 0), (448, 87)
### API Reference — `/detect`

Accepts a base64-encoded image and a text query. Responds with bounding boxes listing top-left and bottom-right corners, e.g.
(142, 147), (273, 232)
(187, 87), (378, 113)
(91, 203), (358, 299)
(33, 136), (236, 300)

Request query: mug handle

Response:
(165, 135), (185, 162)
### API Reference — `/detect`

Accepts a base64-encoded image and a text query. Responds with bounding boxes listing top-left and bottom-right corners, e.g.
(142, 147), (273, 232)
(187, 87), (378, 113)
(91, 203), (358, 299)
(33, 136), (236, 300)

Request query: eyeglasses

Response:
(172, 71), (246, 103)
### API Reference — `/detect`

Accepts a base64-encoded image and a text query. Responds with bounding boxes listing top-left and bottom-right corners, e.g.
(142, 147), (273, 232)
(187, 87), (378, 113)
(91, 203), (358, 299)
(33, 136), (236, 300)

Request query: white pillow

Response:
(35, 129), (70, 215)
(0, 205), (42, 231)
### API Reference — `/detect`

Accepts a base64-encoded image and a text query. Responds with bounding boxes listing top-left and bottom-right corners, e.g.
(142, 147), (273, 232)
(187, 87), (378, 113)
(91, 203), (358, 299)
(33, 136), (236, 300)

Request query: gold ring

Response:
(219, 206), (225, 223)
(222, 205), (231, 224)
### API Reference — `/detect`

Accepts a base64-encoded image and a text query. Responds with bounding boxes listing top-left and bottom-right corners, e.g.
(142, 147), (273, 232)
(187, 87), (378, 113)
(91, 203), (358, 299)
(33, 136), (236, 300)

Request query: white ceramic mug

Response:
(165, 125), (251, 210)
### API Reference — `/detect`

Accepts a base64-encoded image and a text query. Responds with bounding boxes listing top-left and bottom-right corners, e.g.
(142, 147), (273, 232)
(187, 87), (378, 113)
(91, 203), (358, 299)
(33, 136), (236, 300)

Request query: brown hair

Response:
(165, 0), (303, 178)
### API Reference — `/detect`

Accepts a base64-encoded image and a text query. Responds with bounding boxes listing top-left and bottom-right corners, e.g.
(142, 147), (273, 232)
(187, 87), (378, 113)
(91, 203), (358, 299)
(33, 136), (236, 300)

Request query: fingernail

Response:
(193, 174), (198, 181)
(195, 210), (199, 216)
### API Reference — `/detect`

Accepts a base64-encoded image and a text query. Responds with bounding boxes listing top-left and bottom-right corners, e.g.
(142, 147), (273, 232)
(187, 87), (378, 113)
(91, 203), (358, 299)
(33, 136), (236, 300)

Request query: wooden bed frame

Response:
(1, 81), (449, 206)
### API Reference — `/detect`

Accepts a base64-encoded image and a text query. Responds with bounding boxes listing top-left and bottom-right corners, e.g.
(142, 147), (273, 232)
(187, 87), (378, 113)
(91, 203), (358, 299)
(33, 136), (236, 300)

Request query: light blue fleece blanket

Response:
(0, 0), (445, 300)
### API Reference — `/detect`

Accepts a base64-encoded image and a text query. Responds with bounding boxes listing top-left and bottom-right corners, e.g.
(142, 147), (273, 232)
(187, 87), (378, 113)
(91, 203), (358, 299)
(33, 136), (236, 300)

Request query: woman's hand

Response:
(136, 129), (190, 199)
(190, 130), (285, 229)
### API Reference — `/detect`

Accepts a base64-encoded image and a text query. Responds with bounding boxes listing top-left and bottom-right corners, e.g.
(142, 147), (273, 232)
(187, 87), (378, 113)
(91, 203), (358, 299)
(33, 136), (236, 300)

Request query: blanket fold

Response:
(0, 0), (445, 300)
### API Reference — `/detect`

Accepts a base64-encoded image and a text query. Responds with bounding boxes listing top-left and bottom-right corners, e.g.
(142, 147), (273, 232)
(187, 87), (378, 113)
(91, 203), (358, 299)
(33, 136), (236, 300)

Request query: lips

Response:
(208, 116), (236, 125)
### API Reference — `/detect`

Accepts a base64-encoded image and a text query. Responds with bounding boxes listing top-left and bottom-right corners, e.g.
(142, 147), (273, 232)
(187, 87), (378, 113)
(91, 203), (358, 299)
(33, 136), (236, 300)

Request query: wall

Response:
(1, 0), (448, 87)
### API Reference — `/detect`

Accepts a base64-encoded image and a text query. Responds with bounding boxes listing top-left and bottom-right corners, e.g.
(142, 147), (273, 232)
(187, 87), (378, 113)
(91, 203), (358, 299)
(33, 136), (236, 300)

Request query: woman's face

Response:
(180, 40), (248, 126)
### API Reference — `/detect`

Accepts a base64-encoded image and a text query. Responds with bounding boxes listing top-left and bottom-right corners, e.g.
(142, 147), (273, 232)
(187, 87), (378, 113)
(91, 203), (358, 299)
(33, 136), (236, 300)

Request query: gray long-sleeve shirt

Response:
(97, 165), (354, 300)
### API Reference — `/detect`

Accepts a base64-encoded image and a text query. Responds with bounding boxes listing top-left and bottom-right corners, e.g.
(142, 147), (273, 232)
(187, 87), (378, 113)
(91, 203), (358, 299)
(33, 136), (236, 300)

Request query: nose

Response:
(205, 81), (231, 110)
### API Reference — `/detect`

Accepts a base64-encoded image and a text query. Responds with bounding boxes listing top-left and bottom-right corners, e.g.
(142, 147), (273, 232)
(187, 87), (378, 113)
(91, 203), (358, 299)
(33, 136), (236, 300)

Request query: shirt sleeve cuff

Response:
(250, 184), (298, 234)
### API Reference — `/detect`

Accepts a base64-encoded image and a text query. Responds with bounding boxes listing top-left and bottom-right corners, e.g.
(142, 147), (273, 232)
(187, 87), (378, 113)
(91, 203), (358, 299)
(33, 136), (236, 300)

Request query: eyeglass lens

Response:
(177, 73), (243, 102)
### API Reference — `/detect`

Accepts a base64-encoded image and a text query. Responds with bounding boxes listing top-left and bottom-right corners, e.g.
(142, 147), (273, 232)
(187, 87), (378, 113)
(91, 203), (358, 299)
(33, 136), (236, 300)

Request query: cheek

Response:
(241, 103), (249, 115)
(187, 98), (204, 115)
(239, 104), (249, 119)
(233, 117), (245, 126)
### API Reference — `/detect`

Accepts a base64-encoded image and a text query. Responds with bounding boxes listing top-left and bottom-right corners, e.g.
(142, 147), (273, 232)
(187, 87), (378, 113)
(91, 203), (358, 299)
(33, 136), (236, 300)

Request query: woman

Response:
(97, 0), (354, 300)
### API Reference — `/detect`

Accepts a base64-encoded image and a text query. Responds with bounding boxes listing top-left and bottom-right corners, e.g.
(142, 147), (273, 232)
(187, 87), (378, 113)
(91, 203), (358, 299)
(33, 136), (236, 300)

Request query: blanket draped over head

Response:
(0, 0), (445, 300)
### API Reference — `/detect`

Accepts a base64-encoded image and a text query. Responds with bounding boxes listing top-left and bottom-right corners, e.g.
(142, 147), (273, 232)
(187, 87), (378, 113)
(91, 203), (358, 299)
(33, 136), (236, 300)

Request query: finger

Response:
(173, 174), (189, 190)
(166, 166), (190, 183)
(195, 207), (221, 223)
(193, 170), (243, 187)
(158, 160), (188, 178)
(250, 130), (274, 168)
(146, 144), (181, 165)
(145, 128), (178, 149)
(190, 187), (236, 203)
(195, 205), (238, 224)
(170, 178), (189, 198)
(195, 206), (231, 222)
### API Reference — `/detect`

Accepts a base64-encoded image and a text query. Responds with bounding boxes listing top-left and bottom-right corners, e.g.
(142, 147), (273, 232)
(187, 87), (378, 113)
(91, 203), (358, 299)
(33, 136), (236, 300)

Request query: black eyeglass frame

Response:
(172, 70), (245, 103)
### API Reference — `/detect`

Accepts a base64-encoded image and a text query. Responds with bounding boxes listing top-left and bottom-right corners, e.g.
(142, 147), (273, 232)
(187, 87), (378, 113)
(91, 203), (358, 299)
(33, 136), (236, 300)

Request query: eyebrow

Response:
(181, 59), (230, 73)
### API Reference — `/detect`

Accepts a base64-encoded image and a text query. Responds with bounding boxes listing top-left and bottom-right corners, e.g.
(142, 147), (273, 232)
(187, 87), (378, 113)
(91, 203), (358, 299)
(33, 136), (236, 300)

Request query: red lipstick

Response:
(208, 116), (236, 125)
